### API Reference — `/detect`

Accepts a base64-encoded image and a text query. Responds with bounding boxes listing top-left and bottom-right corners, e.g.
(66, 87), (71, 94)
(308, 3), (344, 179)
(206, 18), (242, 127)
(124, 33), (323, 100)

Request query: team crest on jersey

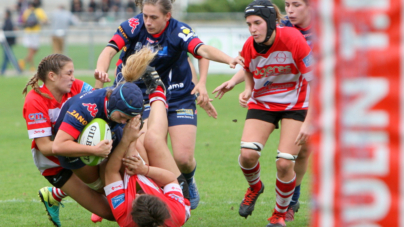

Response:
(82, 103), (98, 117)
(274, 52), (287, 63)
(128, 18), (140, 34)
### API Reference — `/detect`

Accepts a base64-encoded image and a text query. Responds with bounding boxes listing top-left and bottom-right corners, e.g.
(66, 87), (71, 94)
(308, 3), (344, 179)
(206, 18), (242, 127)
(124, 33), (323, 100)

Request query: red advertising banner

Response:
(311, 0), (402, 226)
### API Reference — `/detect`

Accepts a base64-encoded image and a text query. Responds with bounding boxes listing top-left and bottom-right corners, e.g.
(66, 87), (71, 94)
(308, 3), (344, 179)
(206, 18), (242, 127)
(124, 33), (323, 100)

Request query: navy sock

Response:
(182, 165), (197, 186)
(290, 185), (301, 206)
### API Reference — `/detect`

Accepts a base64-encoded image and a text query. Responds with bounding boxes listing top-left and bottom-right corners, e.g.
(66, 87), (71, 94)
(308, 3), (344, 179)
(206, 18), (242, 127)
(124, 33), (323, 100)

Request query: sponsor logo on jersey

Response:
(81, 82), (93, 93)
(303, 51), (313, 67)
(34, 129), (45, 134)
(118, 26), (128, 39)
(176, 109), (194, 119)
(255, 81), (297, 96)
(168, 83), (184, 91)
(169, 193), (185, 205)
(28, 112), (47, 124)
(274, 52), (287, 63)
(157, 46), (168, 56)
(111, 194), (125, 209)
(178, 26), (196, 42)
(253, 64), (298, 79)
(67, 110), (88, 125)
(82, 103), (98, 117)
(111, 184), (123, 191)
(128, 18), (139, 34)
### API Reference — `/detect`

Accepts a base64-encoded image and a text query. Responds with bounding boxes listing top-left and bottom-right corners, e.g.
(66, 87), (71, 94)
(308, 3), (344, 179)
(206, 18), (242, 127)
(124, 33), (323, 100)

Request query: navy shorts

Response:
(246, 109), (307, 129)
(142, 95), (197, 127)
(44, 168), (73, 188)
(57, 125), (124, 169)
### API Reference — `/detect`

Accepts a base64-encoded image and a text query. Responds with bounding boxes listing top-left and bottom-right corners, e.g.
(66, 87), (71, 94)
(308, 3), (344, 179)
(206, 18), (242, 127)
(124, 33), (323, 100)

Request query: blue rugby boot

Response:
(38, 187), (63, 227)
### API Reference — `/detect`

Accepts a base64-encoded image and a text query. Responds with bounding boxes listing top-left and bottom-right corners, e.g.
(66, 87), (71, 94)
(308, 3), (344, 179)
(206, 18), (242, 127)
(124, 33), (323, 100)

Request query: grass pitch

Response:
(0, 50), (310, 226)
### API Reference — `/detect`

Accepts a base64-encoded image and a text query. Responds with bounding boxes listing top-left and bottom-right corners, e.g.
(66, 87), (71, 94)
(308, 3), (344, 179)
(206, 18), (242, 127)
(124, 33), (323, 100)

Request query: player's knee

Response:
(240, 141), (263, 163)
(276, 150), (296, 173)
(174, 154), (193, 168)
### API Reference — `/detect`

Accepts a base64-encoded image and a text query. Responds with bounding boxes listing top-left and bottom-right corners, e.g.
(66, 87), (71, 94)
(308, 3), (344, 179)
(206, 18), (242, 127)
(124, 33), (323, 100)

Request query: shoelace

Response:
(242, 188), (259, 205)
(269, 212), (284, 223)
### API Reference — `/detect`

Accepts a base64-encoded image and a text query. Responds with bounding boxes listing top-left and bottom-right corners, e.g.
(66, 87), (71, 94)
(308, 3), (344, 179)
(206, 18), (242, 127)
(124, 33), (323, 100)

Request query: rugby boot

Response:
(266, 210), (287, 227)
(141, 66), (166, 95)
(188, 177), (200, 210)
(91, 213), (103, 223)
(38, 187), (63, 227)
(285, 201), (300, 222)
(239, 183), (265, 218)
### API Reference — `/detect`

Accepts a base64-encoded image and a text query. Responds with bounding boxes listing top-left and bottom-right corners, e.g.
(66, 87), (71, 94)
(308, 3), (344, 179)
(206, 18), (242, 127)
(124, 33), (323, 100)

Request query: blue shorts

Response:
(57, 125), (124, 169)
(142, 95), (197, 127)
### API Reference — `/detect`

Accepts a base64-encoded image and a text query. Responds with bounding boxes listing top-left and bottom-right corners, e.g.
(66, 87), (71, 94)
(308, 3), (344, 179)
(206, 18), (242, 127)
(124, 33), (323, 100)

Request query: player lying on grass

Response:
(104, 73), (190, 227)
(22, 54), (113, 227)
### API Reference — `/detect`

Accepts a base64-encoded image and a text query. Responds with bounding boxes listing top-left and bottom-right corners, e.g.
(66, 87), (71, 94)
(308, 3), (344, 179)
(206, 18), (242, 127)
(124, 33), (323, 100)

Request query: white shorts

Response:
(23, 33), (40, 49)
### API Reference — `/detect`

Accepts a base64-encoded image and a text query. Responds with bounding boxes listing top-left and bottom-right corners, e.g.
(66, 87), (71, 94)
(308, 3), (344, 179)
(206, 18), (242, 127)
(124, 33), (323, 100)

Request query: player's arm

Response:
(239, 70), (254, 108)
(123, 156), (178, 187)
(35, 137), (53, 156)
(94, 46), (118, 87)
(196, 45), (244, 68)
(212, 68), (245, 99)
(105, 116), (142, 185)
(52, 129), (112, 157)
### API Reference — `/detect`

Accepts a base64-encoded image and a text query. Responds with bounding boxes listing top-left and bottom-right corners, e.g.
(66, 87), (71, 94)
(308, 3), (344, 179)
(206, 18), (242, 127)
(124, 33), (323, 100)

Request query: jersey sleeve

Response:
(23, 95), (52, 139)
(172, 22), (204, 59)
(108, 15), (142, 52)
(71, 80), (94, 95)
(58, 103), (94, 139)
(291, 30), (314, 81)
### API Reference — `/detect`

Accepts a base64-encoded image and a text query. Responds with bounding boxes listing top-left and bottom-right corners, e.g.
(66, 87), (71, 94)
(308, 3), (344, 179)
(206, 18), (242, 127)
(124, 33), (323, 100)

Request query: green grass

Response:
(0, 74), (310, 226)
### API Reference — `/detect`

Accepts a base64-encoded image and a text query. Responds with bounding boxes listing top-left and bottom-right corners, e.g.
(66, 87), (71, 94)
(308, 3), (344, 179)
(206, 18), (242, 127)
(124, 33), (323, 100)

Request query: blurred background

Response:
(0, 0), (286, 75)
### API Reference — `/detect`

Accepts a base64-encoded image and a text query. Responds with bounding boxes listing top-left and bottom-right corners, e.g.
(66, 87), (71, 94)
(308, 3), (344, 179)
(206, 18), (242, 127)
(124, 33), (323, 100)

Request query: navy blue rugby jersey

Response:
(281, 16), (313, 48)
(109, 14), (204, 101)
(54, 89), (111, 140)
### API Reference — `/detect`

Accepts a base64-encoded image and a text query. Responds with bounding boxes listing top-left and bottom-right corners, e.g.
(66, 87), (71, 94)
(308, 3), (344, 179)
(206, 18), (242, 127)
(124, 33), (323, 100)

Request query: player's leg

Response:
(285, 143), (311, 222)
(168, 124), (198, 209)
(238, 116), (275, 218)
(267, 118), (302, 227)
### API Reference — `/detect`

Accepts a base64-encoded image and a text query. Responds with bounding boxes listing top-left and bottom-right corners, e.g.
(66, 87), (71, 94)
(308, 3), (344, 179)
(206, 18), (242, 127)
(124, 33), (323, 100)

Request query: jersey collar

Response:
(151, 20), (170, 38)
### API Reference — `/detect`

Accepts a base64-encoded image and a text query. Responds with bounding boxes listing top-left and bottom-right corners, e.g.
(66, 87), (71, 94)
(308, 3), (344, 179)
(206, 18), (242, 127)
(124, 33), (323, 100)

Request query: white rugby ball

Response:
(78, 118), (112, 166)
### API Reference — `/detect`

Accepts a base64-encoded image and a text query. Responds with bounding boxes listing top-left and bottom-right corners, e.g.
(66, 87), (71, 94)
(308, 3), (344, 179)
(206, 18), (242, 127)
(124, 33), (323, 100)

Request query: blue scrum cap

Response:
(107, 83), (144, 118)
(245, 0), (277, 45)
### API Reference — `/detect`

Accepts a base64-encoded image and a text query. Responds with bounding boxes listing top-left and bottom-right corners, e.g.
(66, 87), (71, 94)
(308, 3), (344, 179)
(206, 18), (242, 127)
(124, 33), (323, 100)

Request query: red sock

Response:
(240, 161), (262, 192)
(52, 187), (67, 202)
(148, 85), (167, 107)
(274, 175), (296, 214)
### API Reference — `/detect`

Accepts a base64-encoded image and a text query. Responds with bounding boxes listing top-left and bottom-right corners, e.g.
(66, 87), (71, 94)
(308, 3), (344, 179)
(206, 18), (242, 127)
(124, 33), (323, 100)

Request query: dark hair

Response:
(22, 54), (72, 99)
(135, 0), (175, 14)
(131, 195), (170, 227)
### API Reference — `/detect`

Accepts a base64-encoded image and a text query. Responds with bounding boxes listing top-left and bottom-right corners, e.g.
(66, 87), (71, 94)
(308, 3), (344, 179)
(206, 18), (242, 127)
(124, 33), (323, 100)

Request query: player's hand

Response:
(122, 155), (148, 175)
(199, 99), (218, 119)
(295, 121), (313, 145)
(191, 83), (209, 107)
(229, 52), (245, 69)
(93, 139), (113, 158)
(122, 116), (144, 143)
(239, 90), (251, 108)
(94, 69), (111, 83)
(212, 80), (236, 99)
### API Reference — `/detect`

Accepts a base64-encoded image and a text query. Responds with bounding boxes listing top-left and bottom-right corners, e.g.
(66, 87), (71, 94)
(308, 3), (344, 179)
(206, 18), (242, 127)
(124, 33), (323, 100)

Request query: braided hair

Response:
(135, 0), (176, 14)
(22, 54), (72, 99)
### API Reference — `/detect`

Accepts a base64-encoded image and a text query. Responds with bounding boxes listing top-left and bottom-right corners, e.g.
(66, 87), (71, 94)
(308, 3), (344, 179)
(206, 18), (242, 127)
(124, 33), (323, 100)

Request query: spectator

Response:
(1, 9), (18, 75)
(101, 0), (111, 13)
(50, 5), (78, 54)
(16, 0), (29, 26)
(88, 0), (98, 12)
(126, 0), (136, 12)
(19, 1), (47, 72)
(71, 0), (83, 13)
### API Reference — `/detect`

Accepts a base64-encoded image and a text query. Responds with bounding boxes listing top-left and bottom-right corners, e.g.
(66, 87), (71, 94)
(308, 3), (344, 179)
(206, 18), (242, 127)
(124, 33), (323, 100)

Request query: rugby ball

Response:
(78, 118), (112, 166)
